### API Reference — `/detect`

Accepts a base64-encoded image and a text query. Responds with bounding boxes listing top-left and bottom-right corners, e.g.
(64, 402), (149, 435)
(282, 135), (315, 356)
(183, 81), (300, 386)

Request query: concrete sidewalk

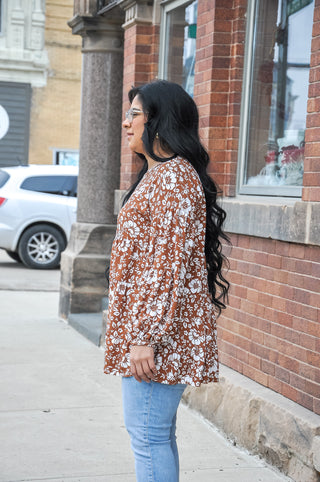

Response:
(0, 285), (292, 481)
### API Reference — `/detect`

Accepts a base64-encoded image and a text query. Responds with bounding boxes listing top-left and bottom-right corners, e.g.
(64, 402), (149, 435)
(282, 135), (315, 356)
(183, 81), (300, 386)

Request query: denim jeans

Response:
(122, 377), (186, 482)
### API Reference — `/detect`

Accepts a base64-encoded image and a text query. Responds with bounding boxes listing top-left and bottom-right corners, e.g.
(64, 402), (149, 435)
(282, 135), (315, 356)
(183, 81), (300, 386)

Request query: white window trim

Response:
(51, 148), (79, 166)
(158, 0), (195, 81)
(237, 0), (303, 198)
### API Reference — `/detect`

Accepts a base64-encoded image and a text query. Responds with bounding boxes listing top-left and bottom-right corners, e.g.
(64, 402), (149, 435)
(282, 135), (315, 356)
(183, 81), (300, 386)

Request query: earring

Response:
(155, 132), (159, 139)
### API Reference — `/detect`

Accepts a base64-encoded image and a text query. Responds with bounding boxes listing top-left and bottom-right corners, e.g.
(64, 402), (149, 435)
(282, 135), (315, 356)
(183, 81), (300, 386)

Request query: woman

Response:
(104, 80), (229, 482)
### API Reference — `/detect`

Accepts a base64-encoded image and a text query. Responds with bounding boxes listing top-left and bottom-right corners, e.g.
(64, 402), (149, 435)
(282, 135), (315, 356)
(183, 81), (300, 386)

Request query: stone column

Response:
(59, 6), (124, 319)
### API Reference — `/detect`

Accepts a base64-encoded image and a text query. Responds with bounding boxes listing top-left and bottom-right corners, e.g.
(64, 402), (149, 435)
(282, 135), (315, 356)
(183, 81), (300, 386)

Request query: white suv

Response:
(0, 164), (78, 269)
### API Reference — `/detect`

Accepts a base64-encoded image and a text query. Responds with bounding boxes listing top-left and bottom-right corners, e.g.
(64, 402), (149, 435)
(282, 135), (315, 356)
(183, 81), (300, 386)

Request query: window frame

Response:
(158, 0), (197, 89)
(52, 148), (79, 166)
(237, 0), (307, 198)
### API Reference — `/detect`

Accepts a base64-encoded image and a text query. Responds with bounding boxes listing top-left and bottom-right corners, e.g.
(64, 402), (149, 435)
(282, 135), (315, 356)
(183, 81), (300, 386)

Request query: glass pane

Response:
(164, 0), (198, 97)
(0, 170), (9, 187)
(244, 0), (314, 190)
(21, 175), (71, 195)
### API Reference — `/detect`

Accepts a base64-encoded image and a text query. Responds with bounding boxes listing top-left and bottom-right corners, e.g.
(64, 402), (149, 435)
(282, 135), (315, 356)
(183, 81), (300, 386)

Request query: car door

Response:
(18, 175), (76, 239)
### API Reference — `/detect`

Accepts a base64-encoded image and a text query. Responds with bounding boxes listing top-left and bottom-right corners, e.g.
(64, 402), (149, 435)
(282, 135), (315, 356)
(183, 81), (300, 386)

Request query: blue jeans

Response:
(122, 377), (186, 482)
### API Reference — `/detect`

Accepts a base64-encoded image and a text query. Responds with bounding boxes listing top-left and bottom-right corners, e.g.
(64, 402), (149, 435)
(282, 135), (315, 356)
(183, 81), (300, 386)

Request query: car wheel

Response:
(18, 224), (66, 269)
(5, 250), (22, 263)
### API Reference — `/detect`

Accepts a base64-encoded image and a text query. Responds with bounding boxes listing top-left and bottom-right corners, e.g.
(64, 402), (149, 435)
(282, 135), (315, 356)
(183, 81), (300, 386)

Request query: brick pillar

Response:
(303, 1), (320, 202)
(194, 0), (247, 197)
(194, 1), (232, 195)
(117, 0), (159, 191)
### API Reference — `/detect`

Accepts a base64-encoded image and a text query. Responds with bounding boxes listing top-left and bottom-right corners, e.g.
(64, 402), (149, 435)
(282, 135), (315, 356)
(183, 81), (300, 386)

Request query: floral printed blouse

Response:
(104, 157), (219, 386)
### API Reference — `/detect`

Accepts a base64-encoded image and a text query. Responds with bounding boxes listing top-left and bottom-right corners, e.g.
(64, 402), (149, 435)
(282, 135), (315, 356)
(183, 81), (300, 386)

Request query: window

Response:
(159, 0), (198, 97)
(238, 0), (314, 196)
(0, 169), (9, 187)
(20, 176), (77, 197)
(53, 149), (79, 166)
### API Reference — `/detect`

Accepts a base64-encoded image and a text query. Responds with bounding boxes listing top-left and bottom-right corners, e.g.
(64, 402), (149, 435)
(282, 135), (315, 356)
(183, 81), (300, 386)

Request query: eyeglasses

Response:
(125, 108), (144, 123)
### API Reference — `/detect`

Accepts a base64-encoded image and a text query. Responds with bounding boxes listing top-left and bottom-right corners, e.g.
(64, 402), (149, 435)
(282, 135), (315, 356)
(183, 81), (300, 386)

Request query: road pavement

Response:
(0, 249), (293, 481)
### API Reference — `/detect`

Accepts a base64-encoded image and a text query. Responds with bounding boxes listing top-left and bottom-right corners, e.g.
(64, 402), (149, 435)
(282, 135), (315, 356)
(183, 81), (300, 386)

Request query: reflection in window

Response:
(244, 0), (314, 191)
(162, 0), (198, 97)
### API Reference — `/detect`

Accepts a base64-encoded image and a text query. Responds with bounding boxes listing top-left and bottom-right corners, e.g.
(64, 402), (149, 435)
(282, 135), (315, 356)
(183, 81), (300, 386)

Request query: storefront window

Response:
(238, 0), (314, 196)
(159, 0), (198, 97)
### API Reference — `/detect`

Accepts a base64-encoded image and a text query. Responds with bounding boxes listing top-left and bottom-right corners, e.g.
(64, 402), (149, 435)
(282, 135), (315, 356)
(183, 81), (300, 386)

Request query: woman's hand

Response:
(130, 345), (157, 383)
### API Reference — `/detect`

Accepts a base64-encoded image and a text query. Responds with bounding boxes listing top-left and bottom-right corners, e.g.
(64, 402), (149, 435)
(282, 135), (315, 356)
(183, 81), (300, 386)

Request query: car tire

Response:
(18, 224), (66, 269)
(5, 250), (22, 263)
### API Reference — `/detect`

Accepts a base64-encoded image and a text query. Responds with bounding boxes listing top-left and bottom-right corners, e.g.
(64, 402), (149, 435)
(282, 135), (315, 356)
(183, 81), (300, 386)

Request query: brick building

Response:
(29, 0), (82, 166)
(63, 1), (320, 479)
(0, 0), (81, 167)
(119, 0), (320, 413)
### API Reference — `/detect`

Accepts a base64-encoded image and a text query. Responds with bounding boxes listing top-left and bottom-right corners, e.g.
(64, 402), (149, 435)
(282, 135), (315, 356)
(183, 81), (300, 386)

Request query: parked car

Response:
(0, 164), (78, 269)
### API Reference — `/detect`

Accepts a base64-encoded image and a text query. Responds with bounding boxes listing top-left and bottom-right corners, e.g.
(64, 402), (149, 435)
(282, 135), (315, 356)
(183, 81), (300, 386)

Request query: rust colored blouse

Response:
(104, 157), (219, 386)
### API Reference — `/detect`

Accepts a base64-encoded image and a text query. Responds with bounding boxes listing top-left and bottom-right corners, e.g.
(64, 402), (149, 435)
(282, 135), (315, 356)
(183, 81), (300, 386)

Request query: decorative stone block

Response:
(59, 223), (116, 318)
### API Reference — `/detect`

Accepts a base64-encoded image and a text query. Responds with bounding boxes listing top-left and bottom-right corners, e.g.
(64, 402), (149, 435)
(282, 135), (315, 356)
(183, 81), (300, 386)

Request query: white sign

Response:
(0, 105), (9, 140)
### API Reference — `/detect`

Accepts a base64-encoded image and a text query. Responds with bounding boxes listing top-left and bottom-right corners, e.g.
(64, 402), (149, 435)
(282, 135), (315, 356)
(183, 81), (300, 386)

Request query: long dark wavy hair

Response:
(123, 80), (230, 315)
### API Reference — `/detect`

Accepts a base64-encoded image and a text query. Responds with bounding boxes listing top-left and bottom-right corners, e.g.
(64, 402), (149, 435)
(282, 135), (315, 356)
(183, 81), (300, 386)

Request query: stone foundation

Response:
(59, 222), (116, 317)
(183, 365), (320, 482)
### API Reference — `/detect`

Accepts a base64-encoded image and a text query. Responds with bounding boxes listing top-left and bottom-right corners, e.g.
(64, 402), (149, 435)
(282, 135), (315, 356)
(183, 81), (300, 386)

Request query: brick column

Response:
(194, 0), (247, 197)
(117, 0), (160, 191)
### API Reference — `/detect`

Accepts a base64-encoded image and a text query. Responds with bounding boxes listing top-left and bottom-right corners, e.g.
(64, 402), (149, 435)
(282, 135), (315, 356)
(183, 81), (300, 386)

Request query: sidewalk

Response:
(0, 270), (292, 480)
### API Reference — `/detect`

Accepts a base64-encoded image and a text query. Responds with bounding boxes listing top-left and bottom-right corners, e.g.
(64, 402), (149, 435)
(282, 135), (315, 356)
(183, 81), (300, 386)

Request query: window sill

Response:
(115, 190), (320, 247)
(222, 197), (320, 247)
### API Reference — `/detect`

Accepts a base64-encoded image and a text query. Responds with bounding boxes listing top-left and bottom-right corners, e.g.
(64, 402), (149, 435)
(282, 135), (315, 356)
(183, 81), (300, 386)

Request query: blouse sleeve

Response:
(128, 165), (205, 347)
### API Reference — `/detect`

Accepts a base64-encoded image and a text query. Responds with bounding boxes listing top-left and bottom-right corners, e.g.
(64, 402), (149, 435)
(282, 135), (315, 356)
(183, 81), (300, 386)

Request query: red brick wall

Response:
(303, 0), (320, 202)
(194, 0), (247, 197)
(192, 1), (320, 414)
(118, 1), (320, 415)
(219, 235), (320, 414)
(120, 0), (247, 198)
(120, 23), (159, 190)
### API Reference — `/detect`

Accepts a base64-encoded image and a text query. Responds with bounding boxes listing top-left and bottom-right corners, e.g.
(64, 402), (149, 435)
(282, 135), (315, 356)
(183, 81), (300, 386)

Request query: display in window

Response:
(244, 0), (313, 190)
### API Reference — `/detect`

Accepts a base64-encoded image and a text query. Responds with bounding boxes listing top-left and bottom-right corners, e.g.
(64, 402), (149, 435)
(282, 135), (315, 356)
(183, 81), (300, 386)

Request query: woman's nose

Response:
(122, 117), (130, 128)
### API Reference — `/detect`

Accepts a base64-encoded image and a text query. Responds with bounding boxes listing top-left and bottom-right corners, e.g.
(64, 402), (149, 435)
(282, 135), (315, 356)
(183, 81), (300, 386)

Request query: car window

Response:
(0, 170), (10, 188)
(20, 175), (77, 197)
